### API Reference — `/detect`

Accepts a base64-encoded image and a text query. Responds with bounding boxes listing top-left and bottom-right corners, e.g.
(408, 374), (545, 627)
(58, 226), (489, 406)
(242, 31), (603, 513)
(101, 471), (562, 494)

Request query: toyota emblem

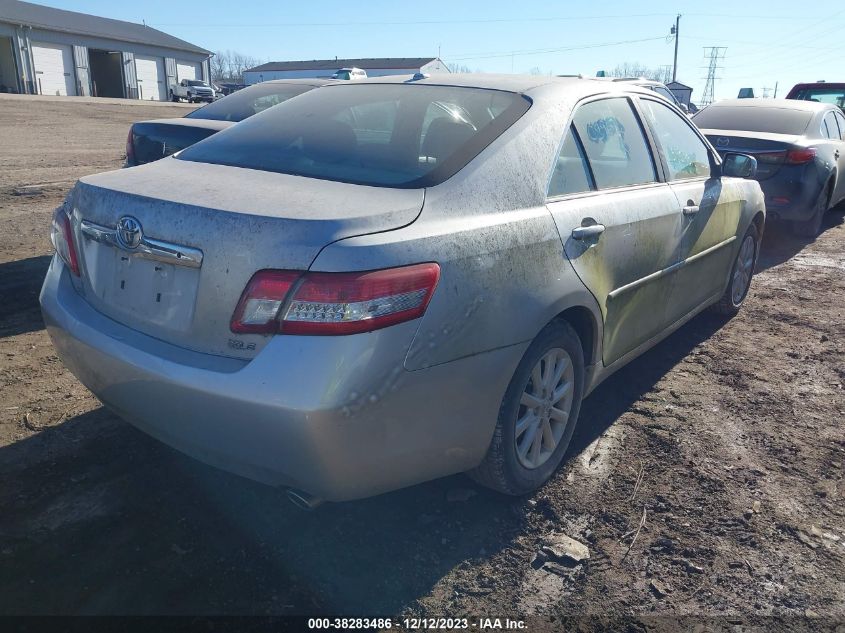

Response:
(116, 216), (143, 249)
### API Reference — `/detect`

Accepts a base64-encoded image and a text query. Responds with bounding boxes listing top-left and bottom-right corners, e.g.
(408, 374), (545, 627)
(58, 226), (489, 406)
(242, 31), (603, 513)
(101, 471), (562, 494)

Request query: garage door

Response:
(176, 61), (201, 82)
(135, 55), (166, 101)
(32, 42), (76, 96)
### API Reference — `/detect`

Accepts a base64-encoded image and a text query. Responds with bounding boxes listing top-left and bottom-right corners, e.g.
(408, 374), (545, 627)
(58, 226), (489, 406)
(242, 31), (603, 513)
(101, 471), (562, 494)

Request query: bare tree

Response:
(447, 63), (474, 74)
(609, 63), (672, 83)
(212, 50), (263, 82)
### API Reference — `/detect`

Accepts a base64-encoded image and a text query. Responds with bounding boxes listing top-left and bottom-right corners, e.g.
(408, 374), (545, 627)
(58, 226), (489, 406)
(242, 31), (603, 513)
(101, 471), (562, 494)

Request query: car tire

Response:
(469, 320), (585, 495)
(792, 185), (830, 238)
(711, 223), (759, 316)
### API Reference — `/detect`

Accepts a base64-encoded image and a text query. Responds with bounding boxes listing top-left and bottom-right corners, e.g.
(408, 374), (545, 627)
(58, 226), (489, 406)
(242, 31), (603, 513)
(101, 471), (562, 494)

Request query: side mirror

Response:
(721, 152), (757, 179)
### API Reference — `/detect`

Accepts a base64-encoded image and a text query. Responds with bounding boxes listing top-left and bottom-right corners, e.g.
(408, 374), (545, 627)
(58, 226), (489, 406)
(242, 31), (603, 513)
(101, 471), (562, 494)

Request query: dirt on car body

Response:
(0, 98), (843, 628)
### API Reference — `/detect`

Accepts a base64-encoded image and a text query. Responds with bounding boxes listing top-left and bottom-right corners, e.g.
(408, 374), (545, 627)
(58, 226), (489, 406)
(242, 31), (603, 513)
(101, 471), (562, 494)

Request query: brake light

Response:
(230, 270), (300, 334)
(50, 206), (80, 276)
(785, 148), (816, 164)
(230, 263), (440, 336)
(125, 128), (135, 165)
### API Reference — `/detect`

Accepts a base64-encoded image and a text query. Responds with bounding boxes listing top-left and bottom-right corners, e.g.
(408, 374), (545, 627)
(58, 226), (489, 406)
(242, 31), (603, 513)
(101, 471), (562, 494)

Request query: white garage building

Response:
(243, 57), (450, 85)
(0, 0), (210, 100)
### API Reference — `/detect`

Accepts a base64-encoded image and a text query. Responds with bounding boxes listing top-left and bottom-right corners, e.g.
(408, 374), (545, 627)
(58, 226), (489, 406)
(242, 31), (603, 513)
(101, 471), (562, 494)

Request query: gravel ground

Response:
(0, 98), (843, 629)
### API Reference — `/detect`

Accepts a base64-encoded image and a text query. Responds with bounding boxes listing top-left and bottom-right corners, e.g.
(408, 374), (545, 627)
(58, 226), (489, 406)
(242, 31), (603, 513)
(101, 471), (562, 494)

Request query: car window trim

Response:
(634, 94), (718, 183)
(547, 180), (670, 204)
(835, 111), (845, 140)
(544, 123), (596, 200)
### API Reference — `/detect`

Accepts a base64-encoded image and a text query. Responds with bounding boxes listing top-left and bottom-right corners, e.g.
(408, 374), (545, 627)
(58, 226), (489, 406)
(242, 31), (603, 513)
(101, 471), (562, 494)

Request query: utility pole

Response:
(773, 81), (779, 98)
(671, 14), (681, 82)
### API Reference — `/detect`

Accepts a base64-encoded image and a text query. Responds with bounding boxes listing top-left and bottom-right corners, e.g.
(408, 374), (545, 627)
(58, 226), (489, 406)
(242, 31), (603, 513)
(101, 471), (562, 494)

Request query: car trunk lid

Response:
(69, 158), (424, 359)
(702, 129), (802, 180)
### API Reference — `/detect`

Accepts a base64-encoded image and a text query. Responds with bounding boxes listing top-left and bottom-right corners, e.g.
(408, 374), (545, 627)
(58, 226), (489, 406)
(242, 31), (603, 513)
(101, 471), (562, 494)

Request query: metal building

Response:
(666, 80), (694, 108)
(0, 0), (210, 100)
(242, 57), (450, 85)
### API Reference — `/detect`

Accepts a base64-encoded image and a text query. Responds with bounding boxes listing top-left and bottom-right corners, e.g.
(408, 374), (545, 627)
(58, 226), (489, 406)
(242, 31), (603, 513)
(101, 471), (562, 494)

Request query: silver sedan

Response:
(40, 74), (765, 505)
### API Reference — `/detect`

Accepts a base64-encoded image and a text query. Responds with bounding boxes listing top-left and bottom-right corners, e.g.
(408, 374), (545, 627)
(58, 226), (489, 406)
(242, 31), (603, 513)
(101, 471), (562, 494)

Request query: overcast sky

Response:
(37, 0), (844, 103)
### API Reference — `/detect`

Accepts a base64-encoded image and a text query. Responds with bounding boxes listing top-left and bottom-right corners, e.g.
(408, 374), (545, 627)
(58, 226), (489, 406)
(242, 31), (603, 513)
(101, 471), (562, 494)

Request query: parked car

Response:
(170, 79), (215, 103)
(216, 82), (247, 96)
(331, 67), (367, 80)
(126, 79), (331, 166)
(786, 82), (845, 112)
(601, 77), (688, 112)
(42, 75), (763, 506)
(694, 98), (845, 236)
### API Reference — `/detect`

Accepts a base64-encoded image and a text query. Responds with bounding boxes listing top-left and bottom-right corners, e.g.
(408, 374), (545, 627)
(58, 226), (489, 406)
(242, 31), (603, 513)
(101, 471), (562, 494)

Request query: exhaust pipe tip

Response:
(286, 488), (324, 511)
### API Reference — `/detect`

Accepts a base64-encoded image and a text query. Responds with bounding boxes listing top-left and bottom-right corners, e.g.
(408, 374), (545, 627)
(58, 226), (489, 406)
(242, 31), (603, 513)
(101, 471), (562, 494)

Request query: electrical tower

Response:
(701, 47), (726, 106)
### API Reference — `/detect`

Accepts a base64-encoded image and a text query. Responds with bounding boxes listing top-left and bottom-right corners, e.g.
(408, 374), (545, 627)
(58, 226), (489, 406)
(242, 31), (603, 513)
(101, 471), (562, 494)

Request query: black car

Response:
(694, 99), (845, 236)
(126, 79), (331, 167)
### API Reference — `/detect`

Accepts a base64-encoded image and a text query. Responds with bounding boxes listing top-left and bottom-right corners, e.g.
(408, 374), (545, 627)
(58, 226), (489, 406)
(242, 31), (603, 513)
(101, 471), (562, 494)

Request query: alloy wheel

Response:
(731, 234), (756, 306)
(515, 348), (575, 469)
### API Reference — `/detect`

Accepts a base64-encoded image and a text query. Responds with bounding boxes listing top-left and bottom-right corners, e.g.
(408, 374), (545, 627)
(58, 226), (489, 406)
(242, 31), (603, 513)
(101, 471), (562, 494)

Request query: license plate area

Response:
(83, 240), (200, 333)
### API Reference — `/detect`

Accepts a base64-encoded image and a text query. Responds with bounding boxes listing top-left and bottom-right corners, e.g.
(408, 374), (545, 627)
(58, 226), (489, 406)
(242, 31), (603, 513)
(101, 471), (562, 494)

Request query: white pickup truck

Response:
(170, 79), (215, 103)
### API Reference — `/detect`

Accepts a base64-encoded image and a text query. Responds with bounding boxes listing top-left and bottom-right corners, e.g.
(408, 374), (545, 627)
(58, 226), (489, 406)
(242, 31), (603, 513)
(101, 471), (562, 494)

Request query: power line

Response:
(149, 13), (675, 28)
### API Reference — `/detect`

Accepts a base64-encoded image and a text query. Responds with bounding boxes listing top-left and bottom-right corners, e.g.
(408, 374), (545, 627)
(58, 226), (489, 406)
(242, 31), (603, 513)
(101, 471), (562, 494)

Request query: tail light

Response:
(786, 148), (816, 164)
(125, 128), (135, 165)
(50, 206), (80, 276)
(230, 263), (440, 335)
(752, 151), (786, 165)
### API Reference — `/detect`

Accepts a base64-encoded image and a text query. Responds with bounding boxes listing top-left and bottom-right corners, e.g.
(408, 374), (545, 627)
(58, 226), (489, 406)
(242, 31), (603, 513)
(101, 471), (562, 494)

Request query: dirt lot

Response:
(0, 96), (843, 628)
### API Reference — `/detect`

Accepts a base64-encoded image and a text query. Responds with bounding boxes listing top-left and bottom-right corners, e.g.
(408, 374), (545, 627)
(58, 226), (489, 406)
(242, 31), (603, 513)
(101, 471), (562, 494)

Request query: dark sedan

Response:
(694, 99), (845, 236)
(125, 79), (331, 167)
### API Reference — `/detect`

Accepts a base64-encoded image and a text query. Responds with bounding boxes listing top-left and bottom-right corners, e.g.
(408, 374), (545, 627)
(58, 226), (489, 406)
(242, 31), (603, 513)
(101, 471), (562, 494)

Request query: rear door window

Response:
(548, 125), (594, 197)
(639, 98), (712, 180)
(572, 98), (657, 189)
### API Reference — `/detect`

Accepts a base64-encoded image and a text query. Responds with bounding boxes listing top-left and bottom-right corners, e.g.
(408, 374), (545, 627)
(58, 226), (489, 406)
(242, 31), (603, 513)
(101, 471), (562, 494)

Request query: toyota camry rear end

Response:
(40, 79), (540, 502)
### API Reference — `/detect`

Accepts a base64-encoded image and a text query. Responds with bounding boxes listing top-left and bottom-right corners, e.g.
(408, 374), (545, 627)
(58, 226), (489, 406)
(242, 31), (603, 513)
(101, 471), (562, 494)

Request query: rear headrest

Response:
(302, 119), (358, 164)
(421, 118), (475, 164)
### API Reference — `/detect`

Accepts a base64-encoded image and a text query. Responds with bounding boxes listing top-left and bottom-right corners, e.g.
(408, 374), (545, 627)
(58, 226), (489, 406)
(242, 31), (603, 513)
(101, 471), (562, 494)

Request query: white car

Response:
(331, 67), (367, 81)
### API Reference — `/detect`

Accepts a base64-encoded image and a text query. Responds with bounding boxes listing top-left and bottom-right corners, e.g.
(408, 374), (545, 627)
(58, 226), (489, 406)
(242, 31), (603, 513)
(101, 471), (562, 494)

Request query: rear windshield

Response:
(177, 84), (531, 188)
(186, 83), (316, 122)
(790, 87), (845, 109)
(693, 106), (813, 135)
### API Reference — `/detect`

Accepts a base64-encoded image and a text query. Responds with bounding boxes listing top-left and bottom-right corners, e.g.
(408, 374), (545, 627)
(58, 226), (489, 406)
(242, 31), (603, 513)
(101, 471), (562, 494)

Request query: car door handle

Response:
(571, 224), (605, 240)
(683, 205), (700, 216)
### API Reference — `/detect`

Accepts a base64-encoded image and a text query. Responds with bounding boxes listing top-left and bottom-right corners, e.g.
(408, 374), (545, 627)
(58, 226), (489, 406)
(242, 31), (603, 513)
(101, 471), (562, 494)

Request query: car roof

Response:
(707, 98), (832, 112)
(329, 72), (658, 100)
(264, 78), (336, 87)
(790, 82), (845, 89)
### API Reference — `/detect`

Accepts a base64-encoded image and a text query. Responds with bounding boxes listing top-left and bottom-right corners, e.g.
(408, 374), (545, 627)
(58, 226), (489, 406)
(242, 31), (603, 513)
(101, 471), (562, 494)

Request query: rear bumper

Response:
(758, 167), (825, 221)
(40, 257), (523, 501)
